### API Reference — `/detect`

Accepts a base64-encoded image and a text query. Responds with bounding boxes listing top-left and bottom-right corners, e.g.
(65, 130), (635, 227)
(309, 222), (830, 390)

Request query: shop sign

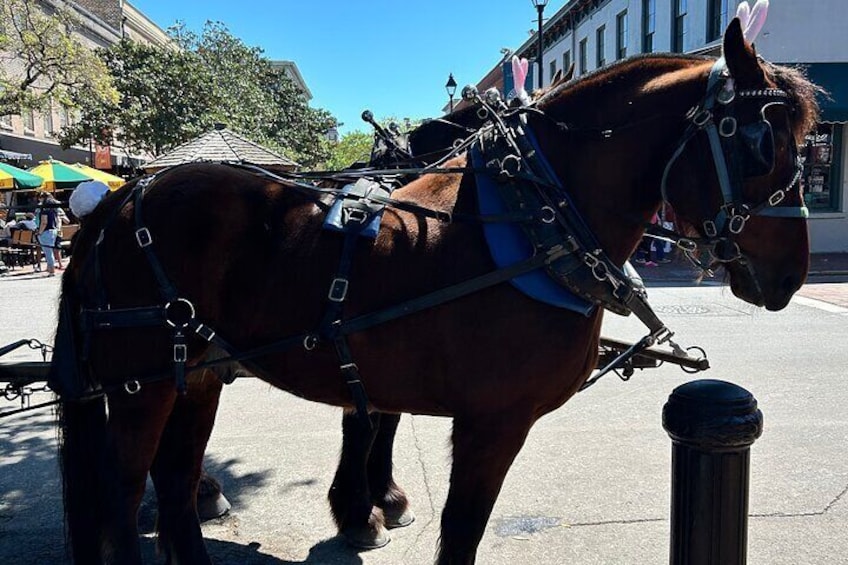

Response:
(94, 144), (112, 169)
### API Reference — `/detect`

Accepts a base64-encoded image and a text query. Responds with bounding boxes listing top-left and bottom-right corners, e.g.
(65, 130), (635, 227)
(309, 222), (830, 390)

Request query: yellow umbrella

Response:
(70, 163), (126, 190)
(28, 159), (92, 191)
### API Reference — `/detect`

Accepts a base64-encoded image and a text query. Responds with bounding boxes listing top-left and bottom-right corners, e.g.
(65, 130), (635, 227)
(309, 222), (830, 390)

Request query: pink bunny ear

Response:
(743, 0), (768, 43)
(736, 1), (751, 31)
(512, 56), (529, 91)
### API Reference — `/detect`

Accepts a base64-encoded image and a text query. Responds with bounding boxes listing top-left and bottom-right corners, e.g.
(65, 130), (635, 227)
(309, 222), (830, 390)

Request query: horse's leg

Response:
(150, 373), (223, 564)
(437, 412), (534, 565)
(60, 396), (111, 564)
(366, 412), (414, 529)
(328, 412), (390, 549)
(102, 386), (178, 564)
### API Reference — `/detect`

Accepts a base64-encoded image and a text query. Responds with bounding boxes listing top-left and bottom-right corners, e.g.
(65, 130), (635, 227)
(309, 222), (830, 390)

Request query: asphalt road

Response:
(1, 271), (847, 564)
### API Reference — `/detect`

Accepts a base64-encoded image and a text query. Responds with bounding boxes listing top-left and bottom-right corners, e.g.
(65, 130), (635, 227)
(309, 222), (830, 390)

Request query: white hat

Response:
(69, 180), (110, 218)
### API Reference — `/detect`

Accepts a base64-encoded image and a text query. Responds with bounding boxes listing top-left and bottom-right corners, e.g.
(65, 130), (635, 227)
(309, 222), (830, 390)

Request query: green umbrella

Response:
(28, 159), (93, 191)
(0, 162), (44, 190)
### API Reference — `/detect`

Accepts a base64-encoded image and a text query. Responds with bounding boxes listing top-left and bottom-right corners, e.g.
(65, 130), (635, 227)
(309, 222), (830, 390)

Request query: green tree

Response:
(0, 0), (117, 116)
(62, 21), (335, 167)
(171, 21), (335, 168)
(322, 117), (422, 170)
(60, 40), (215, 156)
(322, 130), (374, 170)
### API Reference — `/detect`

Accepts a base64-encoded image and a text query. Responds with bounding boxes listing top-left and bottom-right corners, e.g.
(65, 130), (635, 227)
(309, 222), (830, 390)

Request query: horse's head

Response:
(664, 18), (820, 310)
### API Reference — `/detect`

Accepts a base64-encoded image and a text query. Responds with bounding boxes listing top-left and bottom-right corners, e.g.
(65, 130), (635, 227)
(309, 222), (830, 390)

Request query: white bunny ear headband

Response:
(721, 0), (769, 93)
(736, 0), (769, 44)
(507, 56), (532, 106)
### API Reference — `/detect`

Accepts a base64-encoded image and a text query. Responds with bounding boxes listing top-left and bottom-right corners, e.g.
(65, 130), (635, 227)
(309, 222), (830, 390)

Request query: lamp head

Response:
(445, 73), (458, 97)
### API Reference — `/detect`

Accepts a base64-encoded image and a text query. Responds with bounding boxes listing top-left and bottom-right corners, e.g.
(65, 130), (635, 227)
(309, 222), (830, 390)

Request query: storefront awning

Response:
(802, 63), (848, 123)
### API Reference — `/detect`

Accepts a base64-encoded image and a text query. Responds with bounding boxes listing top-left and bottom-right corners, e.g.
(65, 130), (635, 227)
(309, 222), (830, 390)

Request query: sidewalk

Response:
(635, 251), (848, 283)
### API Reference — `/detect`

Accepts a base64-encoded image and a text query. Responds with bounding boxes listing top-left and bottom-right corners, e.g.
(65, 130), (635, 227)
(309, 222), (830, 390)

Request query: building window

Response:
(617, 10), (628, 60)
(672, 0), (688, 53)
(550, 60), (557, 83)
(59, 106), (70, 130)
(596, 26), (606, 67)
(563, 50), (571, 74)
(707, 0), (730, 42)
(801, 123), (843, 212)
(579, 38), (588, 75)
(43, 107), (54, 137)
(642, 0), (656, 53)
(0, 114), (11, 130)
(23, 109), (34, 133)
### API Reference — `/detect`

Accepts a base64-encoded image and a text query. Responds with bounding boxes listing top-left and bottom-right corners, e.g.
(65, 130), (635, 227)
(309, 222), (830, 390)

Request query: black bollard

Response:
(662, 379), (763, 565)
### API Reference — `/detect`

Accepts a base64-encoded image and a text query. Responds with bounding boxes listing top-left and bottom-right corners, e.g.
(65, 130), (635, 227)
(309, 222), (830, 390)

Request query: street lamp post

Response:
(445, 73), (458, 113)
(532, 0), (549, 91)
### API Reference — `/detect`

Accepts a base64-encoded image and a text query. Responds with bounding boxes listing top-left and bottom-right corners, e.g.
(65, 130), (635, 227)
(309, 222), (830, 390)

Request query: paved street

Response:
(1, 271), (847, 564)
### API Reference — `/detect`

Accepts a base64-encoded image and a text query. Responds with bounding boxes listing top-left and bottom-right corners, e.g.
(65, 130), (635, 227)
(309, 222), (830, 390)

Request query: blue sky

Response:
(130, 0), (551, 135)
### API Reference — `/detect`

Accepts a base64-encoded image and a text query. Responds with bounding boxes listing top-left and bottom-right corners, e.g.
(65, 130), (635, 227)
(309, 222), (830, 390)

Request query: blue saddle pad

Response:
(471, 146), (595, 316)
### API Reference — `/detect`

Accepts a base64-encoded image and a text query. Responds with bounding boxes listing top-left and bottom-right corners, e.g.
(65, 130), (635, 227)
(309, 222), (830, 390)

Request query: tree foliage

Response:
(0, 0), (117, 116)
(322, 117), (421, 170)
(322, 130), (374, 170)
(61, 40), (215, 156)
(61, 21), (335, 167)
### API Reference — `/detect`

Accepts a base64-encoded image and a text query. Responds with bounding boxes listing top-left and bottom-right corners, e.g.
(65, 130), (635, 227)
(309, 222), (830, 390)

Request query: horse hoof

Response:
(197, 491), (231, 521)
(384, 508), (415, 529)
(342, 525), (391, 550)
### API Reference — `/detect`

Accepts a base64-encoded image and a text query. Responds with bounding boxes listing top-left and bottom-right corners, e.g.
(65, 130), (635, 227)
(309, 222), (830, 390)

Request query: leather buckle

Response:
(173, 343), (187, 363)
(768, 190), (786, 207)
(703, 220), (718, 238)
(135, 227), (153, 248)
(729, 214), (747, 234)
(328, 277), (349, 302)
(692, 109), (712, 127)
(718, 117), (737, 137)
(343, 208), (369, 225)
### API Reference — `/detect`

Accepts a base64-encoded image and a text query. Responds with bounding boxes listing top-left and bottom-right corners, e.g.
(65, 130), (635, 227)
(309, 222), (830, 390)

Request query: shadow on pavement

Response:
(137, 536), (365, 564)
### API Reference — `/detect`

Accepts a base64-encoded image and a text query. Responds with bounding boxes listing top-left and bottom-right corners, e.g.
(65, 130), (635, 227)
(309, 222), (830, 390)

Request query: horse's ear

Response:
(723, 17), (765, 85)
(551, 68), (563, 87)
(563, 62), (575, 82)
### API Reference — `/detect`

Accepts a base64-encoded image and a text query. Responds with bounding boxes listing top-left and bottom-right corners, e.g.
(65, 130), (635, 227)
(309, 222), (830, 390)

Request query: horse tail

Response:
(51, 271), (110, 562)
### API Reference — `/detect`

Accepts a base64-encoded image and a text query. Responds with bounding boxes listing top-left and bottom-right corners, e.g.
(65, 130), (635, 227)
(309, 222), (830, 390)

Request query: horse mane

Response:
(538, 52), (822, 142)
(537, 53), (713, 107)
(760, 61), (823, 140)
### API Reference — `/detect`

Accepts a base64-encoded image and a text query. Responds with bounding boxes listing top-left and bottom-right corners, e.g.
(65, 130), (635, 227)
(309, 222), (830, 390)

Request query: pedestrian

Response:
(36, 192), (60, 276)
(634, 213), (662, 267)
(52, 206), (69, 270)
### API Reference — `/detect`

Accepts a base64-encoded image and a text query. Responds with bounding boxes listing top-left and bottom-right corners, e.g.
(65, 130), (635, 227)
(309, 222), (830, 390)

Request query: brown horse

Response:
(51, 21), (818, 565)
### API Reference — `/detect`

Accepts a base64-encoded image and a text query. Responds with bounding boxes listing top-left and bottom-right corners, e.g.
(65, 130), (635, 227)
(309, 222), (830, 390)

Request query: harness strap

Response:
(317, 224), (375, 426)
(333, 337), (371, 425)
(340, 245), (570, 336)
(133, 182), (178, 302)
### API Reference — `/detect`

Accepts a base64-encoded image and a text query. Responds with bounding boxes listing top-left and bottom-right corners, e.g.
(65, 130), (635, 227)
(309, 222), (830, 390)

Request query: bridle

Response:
(659, 58), (807, 266)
